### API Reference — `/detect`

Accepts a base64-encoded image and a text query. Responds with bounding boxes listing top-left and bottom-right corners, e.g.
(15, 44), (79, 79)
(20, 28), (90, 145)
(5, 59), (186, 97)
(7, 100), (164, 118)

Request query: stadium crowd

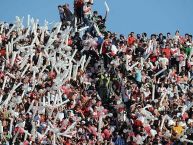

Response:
(0, 0), (193, 144)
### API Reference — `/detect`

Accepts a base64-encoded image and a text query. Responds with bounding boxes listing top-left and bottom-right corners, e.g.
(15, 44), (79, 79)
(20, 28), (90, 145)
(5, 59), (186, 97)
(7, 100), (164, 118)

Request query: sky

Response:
(0, 0), (193, 36)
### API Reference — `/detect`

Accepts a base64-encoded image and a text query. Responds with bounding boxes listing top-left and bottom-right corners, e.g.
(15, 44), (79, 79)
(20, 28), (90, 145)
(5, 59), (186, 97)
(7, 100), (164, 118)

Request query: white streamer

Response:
(6, 24), (15, 37)
(11, 51), (17, 67)
(128, 62), (139, 71)
(2, 76), (8, 90)
(154, 68), (167, 77)
(104, 1), (110, 12)
(21, 64), (30, 77)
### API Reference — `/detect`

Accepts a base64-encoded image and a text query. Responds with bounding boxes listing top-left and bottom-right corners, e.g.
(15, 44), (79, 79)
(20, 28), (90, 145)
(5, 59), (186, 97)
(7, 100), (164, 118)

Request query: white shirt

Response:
(111, 45), (118, 54)
(159, 57), (169, 66)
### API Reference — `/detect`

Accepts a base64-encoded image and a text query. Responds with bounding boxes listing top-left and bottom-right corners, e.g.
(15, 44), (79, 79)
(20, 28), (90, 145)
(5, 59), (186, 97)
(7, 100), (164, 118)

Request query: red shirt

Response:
(150, 55), (157, 63)
(134, 120), (143, 127)
(128, 36), (136, 46)
(162, 48), (171, 58)
(102, 129), (111, 139)
(0, 49), (6, 56)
